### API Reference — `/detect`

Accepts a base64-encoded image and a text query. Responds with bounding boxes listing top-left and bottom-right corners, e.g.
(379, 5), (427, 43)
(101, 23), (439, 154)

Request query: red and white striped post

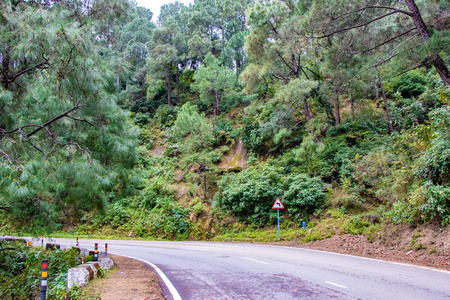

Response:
(40, 259), (48, 300)
(94, 243), (98, 261)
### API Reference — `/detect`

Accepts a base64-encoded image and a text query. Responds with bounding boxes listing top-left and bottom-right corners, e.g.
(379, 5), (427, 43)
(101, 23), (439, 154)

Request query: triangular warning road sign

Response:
(272, 197), (285, 209)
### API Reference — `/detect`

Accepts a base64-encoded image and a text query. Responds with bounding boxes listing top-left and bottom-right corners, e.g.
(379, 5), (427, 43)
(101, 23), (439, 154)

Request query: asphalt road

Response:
(49, 238), (450, 300)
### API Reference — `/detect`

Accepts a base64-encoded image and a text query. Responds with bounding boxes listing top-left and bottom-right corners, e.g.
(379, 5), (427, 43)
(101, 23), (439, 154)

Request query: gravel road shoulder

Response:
(84, 255), (164, 300)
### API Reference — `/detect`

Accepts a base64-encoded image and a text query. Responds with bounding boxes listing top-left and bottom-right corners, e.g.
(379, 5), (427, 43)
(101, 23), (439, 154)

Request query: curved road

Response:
(51, 238), (449, 300)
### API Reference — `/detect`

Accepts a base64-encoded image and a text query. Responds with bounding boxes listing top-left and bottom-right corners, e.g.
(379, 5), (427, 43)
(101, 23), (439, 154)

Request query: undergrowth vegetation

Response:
(0, 240), (83, 299)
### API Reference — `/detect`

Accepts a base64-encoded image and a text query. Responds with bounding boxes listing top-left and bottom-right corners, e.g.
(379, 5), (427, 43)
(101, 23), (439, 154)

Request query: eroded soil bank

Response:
(285, 223), (450, 271)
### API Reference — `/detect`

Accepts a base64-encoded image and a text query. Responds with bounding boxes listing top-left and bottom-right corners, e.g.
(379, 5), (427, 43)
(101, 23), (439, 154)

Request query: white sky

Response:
(135, 0), (194, 21)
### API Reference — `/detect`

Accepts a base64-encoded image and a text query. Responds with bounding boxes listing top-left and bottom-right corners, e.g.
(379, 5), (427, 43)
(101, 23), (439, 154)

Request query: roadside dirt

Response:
(282, 223), (450, 271)
(84, 255), (164, 300)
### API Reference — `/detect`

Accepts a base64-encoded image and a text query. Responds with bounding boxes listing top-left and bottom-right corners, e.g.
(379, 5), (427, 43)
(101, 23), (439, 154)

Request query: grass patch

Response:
(214, 208), (383, 243)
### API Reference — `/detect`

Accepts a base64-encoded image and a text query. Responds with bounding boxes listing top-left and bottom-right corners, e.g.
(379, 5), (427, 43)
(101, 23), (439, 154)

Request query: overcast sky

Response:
(135, 0), (193, 20)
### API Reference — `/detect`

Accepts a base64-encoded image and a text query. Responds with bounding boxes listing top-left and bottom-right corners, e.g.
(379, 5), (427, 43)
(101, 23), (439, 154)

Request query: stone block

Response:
(67, 266), (91, 289)
(85, 262), (101, 278)
(99, 257), (114, 270)
(79, 247), (90, 257)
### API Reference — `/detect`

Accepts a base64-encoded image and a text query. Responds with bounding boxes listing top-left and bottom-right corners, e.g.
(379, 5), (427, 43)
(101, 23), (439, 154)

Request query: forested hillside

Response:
(1, 0), (449, 243)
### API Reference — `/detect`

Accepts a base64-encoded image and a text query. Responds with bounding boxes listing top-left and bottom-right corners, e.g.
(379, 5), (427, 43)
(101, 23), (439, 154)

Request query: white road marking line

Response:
(112, 253), (182, 300)
(242, 257), (268, 265)
(325, 281), (348, 289)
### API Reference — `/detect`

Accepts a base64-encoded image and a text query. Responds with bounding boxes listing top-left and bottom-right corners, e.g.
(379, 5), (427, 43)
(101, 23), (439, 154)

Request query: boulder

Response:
(85, 262), (101, 278)
(99, 257), (115, 270)
(79, 247), (90, 257)
(67, 265), (92, 289)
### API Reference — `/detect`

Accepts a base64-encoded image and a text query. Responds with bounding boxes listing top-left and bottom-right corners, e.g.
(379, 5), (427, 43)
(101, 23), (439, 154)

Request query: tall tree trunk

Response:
(373, 76), (379, 100)
(350, 92), (355, 120)
(176, 62), (180, 105)
(213, 91), (218, 140)
(203, 171), (207, 200)
(405, 0), (450, 86)
(333, 89), (340, 126)
(378, 72), (394, 134)
(166, 62), (172, 106)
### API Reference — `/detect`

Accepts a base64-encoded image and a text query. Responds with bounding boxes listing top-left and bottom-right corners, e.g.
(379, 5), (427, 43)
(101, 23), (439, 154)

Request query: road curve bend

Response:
(52, 239), (450, 300)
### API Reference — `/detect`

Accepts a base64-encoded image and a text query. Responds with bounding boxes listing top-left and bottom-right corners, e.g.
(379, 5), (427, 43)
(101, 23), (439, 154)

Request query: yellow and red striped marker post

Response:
(76, 237), (79, 247)
(94, 243), (98, 261)
(41, 234), (44, 248)
(40, 259), (48, 300)
(105, 243), (108, 255)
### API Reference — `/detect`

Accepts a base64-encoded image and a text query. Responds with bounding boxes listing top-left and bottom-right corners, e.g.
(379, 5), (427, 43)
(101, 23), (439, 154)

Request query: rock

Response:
(67, 265), (92, 289)
(100, 257), (115, 270)
(174, 170), (184, 183)
(85, 262), (101, 278)
(79, 247), (90, 257)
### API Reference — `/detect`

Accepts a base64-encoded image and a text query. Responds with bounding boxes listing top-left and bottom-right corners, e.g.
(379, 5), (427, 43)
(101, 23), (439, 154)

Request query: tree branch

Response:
(350, 28), (417, 54)
(332, 6), (412, 20)
(313, 11), (400, 39)
(275, 49), (296, 74)
(8, 61), (49, 83)
(26, 105), (81, 137)
(66, 115), (96, 127)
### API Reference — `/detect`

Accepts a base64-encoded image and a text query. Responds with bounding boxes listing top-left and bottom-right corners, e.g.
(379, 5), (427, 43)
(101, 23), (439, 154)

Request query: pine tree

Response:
(0, 0), (139, 230)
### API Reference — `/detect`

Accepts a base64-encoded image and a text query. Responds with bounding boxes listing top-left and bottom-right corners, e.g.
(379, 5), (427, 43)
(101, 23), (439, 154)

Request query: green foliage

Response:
(153, 105), (178, 128)
(416, 107), (450, 185)
(214, 163), (325, 225)
(389, 69), (428, 99)
(0, 241), (81, 299)
(0, 0), (139, 231)
(283, 174), (326, 221)
(418, 181), (450, 224)
(240, 118), (264, 154)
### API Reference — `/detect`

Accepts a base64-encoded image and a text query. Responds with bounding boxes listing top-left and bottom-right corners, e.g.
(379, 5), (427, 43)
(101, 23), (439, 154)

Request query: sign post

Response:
(272, 198), (285, 240)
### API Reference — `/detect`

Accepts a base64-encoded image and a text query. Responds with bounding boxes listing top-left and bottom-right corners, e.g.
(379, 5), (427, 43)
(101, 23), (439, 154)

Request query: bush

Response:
(0, 241), (81, 299)
(416, 107), (450, 185)
(153, 104), (177, 128)
(240, 118), (264, 155)
(283, 174), (325, 220)
(389, 69), (428, 99)
(214, 163), (325, 225)
(419, 181), (450, 225)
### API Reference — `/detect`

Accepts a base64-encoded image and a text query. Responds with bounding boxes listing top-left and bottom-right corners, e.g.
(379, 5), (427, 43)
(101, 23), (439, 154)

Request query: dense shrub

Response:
(283, 174), (326, 220)
(240, 118), (265, 154)
(417, 107), (450, 185)
(389, 69), (428, 99)
(214, 163), (325, 225)
(0, 241), (81, 299)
